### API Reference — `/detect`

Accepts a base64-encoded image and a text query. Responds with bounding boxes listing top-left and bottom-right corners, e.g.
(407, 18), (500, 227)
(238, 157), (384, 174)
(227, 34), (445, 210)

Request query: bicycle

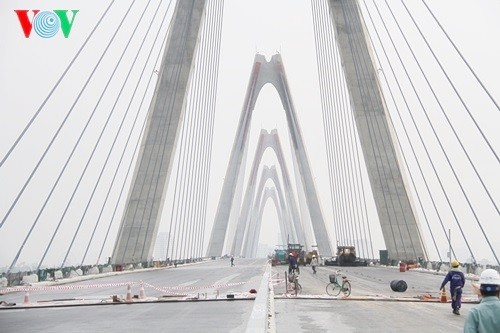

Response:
(287, 268), (302, 295)
(326, 270), (351, 297)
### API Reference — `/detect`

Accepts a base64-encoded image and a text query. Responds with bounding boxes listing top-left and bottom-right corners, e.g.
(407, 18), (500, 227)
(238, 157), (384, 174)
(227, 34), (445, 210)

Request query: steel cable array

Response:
(118, 1), (191, 264)
(3, 0), (177, 271)
(359, 0), (498, 264)
(311, 0), (375, 260)
(311, 0), (499, 264)
(167, 0), (224, 261)
(0, 1), (117, 169)
(2, 0), (498, 271)
(8, 0), (163, 272)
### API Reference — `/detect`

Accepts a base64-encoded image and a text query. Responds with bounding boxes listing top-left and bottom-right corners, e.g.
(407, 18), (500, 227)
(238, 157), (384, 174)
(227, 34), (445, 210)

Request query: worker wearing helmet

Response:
(440, 259), (465, 315)
(463, 269), (500, 332)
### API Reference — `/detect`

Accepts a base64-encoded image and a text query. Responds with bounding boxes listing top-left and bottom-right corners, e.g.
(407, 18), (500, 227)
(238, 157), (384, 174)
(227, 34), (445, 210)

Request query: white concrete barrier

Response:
(246, 264), (273, 333)
(87, 267), (99, 275)
(101, 265), (113, 273)
(54, 270), (63, 279)
(22, 274), (38, 284)
(69, 269), (83, 277)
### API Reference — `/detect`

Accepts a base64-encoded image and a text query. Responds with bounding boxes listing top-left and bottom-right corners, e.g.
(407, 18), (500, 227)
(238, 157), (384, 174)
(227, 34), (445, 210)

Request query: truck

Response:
(287, 243), (306, 265)
(273, 247), (288, 265)
(305, 250), (319, 265)
(324, 245), (368, 266)
(272, 243), (306, 266)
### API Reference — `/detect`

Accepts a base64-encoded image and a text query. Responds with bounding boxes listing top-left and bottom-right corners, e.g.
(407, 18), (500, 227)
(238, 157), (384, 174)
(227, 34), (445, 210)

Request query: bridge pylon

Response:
(326, 0), (428, 261)
(111, 0), (206, 265)
(207, 54), (334, 258)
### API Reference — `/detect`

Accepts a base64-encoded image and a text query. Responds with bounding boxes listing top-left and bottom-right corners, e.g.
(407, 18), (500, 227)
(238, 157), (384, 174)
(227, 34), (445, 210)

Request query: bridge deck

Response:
(0, 259), (479, 332)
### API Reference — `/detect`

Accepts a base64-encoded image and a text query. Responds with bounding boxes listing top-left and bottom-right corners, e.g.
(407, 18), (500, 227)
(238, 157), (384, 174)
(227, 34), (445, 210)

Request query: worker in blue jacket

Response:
(440, 259), (465, 315)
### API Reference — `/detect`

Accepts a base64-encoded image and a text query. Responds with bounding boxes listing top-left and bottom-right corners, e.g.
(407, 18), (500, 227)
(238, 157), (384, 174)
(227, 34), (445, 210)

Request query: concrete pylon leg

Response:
(248, 186), (289, 258)
(232, 130), (304, 256)
(112, 0), (207, 265)
(208, 54), (333, 257)
(270, 130), (306, 248)
(242, 167), (274, 257)
(326, 0), (426, 261)
(250, 188), (273, 257)
(266, 188), (288, 249)
(268, 54), (333, 256)
(231, 131), (269, 256)
(241, 166), (294, 257)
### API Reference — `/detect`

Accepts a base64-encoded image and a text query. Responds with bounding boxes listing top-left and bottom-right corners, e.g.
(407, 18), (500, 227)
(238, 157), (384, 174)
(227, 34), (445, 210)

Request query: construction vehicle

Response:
(324, 245), (368, 266)
(273, 243), (307, 265)
(273, 247), (288, 265)
(305, 250), (319, 265)
(287, 243), (306, 265)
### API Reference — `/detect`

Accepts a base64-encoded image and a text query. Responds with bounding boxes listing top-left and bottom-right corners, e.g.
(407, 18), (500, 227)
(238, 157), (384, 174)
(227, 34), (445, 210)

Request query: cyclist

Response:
(289, 252), (298, 275)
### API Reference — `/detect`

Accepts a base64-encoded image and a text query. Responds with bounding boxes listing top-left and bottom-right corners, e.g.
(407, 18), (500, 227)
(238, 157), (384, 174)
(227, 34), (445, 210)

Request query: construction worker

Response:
(463, 269), (500, 332)
(311, 255), (319, 274)
(440, 259), (465, 315)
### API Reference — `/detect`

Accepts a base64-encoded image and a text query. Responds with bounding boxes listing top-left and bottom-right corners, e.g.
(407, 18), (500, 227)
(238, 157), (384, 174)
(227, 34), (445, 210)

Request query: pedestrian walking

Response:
(311, 255), (318, 274)
(230, 256), (234, 267)
(463, 269), (500, 332)
(440, 259), (465, 315)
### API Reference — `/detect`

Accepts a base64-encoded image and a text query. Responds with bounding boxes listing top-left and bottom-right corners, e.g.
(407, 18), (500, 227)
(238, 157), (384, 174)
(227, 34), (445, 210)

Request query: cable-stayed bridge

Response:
(1, 0), (499, 279)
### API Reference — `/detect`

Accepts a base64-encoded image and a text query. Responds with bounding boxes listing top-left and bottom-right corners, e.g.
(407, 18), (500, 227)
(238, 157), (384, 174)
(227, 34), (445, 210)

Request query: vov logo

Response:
(15, 10), (79, 38)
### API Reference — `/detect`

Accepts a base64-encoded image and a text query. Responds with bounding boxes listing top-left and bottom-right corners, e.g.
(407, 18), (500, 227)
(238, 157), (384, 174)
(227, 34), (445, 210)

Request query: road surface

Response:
(0, 258), (480, 332)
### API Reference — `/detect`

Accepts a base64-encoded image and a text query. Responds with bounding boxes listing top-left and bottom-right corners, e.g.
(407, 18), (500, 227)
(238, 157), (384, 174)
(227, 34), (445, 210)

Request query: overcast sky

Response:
(1, 0), (499, 269)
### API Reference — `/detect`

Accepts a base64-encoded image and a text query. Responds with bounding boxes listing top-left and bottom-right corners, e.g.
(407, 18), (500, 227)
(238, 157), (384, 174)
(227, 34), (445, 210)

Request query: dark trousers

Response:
(451, 287), (462, 309)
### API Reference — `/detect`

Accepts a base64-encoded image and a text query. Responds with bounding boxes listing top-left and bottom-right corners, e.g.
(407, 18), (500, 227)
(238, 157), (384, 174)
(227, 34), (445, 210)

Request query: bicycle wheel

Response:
(326, 283), (340, 296)
(295, 281), (302, 295)
(341, 281), (351, 297)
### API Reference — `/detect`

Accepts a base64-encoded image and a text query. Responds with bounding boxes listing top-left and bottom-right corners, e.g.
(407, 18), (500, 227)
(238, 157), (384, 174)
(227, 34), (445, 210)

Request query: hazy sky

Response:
(1, 0), (499, 269)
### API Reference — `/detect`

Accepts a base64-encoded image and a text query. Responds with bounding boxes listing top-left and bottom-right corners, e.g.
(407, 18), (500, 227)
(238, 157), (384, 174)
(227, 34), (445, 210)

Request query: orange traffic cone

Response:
(126, 284), (133, 302)
(23, 291), (30, 305)
(139, 283), (146, 300)
(440, 289), (448, 303)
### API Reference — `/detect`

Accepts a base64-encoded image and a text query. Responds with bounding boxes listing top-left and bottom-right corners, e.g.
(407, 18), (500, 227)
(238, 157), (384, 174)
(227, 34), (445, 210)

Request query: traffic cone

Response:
(23, 291), (30, 305)
(126, 284), (133, 302)
(440, 289), (448, 303)
(139, 283), (146, 300)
